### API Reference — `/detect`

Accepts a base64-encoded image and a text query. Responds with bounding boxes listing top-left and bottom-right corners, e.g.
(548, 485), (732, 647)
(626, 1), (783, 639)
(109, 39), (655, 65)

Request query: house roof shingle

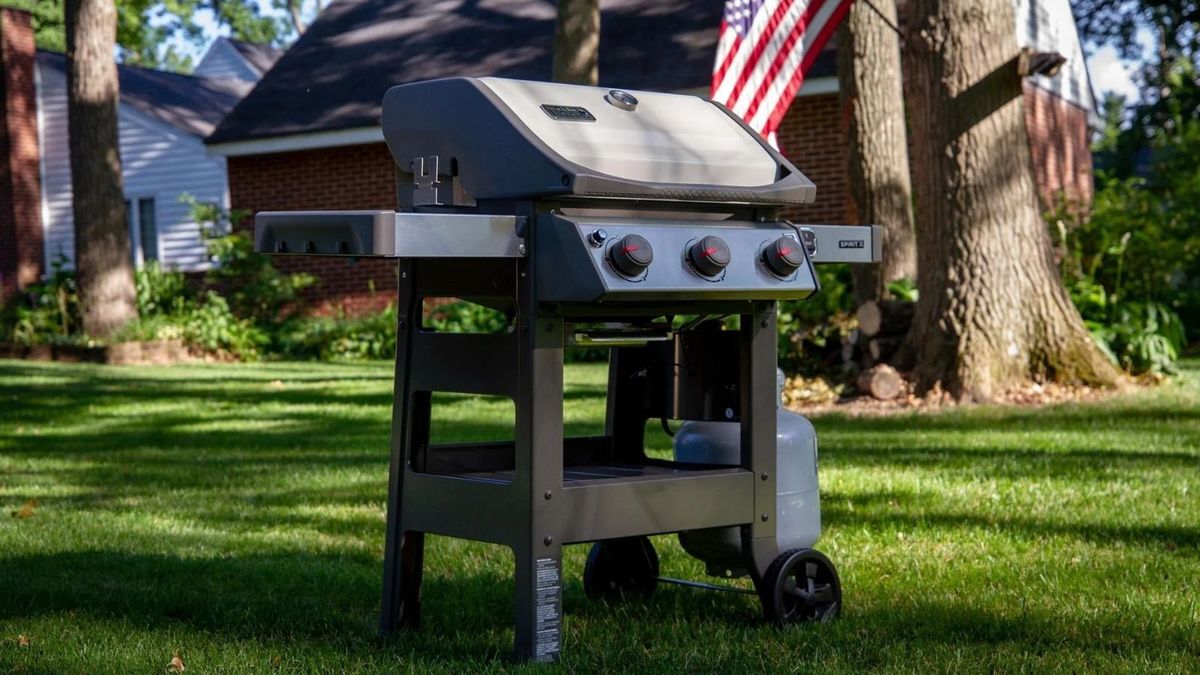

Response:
(38, 51), (251, 138)
(207, 0), (836, 145)
(227, 39), (284, 75)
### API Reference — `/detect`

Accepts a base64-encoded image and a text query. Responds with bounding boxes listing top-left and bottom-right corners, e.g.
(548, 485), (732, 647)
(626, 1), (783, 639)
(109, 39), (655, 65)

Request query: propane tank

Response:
(673, 369), (820, 577)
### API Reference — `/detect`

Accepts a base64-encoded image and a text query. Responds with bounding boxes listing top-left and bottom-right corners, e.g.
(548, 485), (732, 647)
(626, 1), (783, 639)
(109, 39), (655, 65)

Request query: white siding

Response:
(1014, 0), (1099, 125)
(36, 62), (229, 272)
(193, 39), (261, 82)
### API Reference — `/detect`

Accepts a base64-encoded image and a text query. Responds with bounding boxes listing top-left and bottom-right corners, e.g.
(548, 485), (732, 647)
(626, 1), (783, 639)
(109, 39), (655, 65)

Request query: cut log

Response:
(856, 299), (916, 337)
(856, 364), (905, 400)
(868, 336), (904, 363)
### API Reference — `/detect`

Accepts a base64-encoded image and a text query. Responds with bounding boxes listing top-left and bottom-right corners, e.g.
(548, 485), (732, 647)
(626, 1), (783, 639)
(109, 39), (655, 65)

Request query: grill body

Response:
(255, 77), (881, 662)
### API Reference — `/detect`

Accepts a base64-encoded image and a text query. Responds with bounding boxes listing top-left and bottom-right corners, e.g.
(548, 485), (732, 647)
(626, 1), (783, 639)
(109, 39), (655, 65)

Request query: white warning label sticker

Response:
(534, 557), (561, 659)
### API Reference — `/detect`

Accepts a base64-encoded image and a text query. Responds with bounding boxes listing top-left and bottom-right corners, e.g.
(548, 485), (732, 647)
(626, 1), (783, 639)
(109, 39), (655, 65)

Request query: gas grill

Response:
(255, 77), (880, 663)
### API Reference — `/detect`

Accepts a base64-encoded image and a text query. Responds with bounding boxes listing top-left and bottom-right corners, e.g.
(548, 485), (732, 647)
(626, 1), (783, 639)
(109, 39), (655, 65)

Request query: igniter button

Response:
(588, 229), (609, 247)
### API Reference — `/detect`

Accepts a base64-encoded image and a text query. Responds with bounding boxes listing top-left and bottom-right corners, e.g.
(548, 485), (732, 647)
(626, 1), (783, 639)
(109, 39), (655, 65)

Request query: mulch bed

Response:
(0, 340), (194, 365)
(784, 372), (1144, 416)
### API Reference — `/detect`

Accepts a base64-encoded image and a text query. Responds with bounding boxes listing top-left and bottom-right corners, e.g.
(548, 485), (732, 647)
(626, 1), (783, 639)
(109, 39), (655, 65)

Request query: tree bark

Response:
(66, 0), (137, 337)
(903, 0), (1121, 400)
(837, 0), (916, 306)
(552, 0), (599, 85)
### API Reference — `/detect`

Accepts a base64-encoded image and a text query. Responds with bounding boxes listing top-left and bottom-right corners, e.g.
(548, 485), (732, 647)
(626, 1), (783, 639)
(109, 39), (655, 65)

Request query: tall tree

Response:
(1, 0), (293, 71)
(66, 0), (137, 337)
(552, 0), (599, 85)
(903, 0), (1122, 400)
(836, 0), (915, 305)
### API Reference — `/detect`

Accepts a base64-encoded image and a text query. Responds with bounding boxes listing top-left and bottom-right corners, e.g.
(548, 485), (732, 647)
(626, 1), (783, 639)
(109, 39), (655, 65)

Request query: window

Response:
(125, 196), (158, 266)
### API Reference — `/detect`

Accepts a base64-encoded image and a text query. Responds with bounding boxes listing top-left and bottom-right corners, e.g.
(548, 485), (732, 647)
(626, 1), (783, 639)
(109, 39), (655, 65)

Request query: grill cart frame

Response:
(254, 77), (881, 663)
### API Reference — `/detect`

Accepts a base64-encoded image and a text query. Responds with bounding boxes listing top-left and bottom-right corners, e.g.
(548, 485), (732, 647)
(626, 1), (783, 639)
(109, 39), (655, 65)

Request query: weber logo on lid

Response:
(540, 104), (596, 121)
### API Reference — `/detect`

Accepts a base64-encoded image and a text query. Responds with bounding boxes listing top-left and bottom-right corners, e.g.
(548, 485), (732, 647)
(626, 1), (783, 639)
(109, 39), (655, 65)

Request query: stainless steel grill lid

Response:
(381, 77), (817, 205)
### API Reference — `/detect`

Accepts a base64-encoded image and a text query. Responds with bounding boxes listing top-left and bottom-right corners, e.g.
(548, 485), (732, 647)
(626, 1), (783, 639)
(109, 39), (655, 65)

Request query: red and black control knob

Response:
(609, 234), (653, 277)
(687, 235), (731, 277)
(763, 236), (804, 277)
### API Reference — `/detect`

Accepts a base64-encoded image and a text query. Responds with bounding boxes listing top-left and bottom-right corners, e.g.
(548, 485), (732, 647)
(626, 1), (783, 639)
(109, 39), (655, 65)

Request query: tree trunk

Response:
(287, 0), (307, 35)
(902, 0), (1121, 400)
(837, 0), (916, 306)
(552, 0), (599, 85)
(66, 0), (136, 337)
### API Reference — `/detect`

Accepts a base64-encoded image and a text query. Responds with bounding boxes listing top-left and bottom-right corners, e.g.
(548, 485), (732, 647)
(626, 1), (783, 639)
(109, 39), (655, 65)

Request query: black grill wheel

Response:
(582, 536), (659, 600)
(760, 548), (841, 625)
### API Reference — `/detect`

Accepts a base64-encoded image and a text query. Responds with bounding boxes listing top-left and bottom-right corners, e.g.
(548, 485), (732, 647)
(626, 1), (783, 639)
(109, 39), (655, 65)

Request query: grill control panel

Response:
(537, 215), (819, 302)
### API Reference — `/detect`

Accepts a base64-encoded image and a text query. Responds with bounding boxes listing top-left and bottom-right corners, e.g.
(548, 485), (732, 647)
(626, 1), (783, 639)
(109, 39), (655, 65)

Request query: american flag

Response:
(712, 0), (854, 148)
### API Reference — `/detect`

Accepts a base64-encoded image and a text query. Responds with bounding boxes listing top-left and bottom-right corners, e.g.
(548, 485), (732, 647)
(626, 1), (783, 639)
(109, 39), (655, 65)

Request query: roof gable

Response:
(37, 51), (251, 137)
(207, 0), (742, 145)
(227, 39), (284, 75)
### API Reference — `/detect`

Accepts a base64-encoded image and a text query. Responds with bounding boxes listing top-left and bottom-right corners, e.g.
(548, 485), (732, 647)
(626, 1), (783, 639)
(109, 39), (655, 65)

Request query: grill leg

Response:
(381, 260), (428, 634)
(511, 280), (565, 661)
(741, 302), (783, 584)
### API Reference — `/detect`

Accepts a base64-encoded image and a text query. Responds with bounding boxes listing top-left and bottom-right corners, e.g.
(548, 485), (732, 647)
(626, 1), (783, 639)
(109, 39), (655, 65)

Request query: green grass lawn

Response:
(1, 359), (1197, 673)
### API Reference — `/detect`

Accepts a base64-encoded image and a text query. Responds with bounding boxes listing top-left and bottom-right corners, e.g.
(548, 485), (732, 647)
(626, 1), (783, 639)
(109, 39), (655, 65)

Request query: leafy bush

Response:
(0, 255), (81, 345)
(134, 262), (191, 316)
(277, 307), (397, 361)
(181, 292), (267, 360)
(777, 264), (857, 375)
(424, 300), (510, 334)
(185, 195), (315, 324)
(1053, 200), (1188, 375)
(1089, 301), (1186, 375)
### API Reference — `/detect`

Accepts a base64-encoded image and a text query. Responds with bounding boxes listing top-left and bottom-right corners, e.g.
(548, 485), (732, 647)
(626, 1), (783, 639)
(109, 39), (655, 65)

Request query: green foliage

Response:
(1086, 300), (1186, 375)
(133, 262), (191, 316)
(1054, 187), (1191, 375)
(0, 0), (65, 51)
(777, 265), (856, 375)
(886, 277), (919, 303)
(2, 0), (297, 72)
(185, 195), (315, 325)
(277, 307), (397, 361)
(424, 300), (510, 334)
(180, 291), (267, 359)
(0, 255), (80, 346)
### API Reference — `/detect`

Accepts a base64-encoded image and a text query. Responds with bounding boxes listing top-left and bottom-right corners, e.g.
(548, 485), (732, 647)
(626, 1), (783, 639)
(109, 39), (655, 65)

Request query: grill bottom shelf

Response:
(460, 462), (744, 486)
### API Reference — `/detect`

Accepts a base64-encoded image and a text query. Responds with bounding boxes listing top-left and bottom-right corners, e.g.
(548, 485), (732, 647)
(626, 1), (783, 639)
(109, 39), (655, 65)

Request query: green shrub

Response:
(777, 264), (856, 375)
(1056, 216), (1187, 375)
(1, 255), (80, 345)
(277, 307), (397, 361)
(184, 195), (315, 324)
(134, 262), (191, 316)
(424, 300), (510, 334)
(182, 292), (268, 360)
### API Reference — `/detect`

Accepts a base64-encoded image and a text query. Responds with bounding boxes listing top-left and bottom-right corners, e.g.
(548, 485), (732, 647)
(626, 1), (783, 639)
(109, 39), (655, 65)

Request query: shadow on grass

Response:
(3, 547), (1196, 665)
(2, 360), (1199, 665)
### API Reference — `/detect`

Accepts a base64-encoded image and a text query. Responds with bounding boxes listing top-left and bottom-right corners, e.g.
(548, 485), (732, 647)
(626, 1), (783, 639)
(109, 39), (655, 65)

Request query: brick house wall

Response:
(225, 94), (853, 312)
(226, 89), (1091, 312)
(1023, 81), (1093, 210)
(226, 142), (399, 313)
(0, 8), (44, 303)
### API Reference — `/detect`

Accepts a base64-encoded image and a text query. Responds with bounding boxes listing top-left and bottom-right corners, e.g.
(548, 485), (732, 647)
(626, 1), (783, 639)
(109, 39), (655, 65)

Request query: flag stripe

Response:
(711, 0), (853, 148)
(762, 0), (850, 134)
(734, 0), (826, 121)
(712, 24), (743, 92)
(744, 0), (842, 128)
(712, 0), (789, 102)
(723, 0), (801, 110)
